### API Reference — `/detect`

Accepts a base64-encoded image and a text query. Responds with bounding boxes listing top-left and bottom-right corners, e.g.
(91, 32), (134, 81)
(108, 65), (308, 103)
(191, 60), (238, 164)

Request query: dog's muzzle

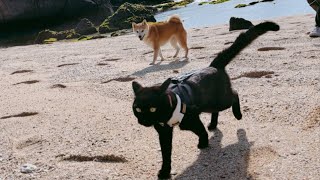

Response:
(139, 35), (145, 41)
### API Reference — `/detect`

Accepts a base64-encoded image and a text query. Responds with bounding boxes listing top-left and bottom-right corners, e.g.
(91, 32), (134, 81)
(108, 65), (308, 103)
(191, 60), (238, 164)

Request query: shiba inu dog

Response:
(131, 22), (280, 179)
(132, 15), (189, 65)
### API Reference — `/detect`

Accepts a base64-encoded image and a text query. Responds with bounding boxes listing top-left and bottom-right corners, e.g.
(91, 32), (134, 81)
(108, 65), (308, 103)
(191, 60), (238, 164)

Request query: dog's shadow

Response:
(175, 128), (253, 180)
(132, 59), (188, 77)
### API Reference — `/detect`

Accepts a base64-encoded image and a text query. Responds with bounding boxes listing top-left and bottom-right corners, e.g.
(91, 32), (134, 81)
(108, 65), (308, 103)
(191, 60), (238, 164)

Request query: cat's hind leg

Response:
(232, 90), (242, 120)
(208, 112), (219, 131)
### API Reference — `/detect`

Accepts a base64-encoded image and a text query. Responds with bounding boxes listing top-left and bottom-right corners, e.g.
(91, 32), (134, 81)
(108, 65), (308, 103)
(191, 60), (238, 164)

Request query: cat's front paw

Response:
(158, 169), (171, 179)
(197, 137), (209, 149)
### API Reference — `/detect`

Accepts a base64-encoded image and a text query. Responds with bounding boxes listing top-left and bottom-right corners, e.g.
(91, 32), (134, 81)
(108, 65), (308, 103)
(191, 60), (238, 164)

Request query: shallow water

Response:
(155, 0), (315, 29)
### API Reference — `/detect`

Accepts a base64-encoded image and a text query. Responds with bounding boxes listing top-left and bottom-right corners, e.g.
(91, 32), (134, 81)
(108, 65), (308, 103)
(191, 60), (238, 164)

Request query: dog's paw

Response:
(158, 169), (171, 179)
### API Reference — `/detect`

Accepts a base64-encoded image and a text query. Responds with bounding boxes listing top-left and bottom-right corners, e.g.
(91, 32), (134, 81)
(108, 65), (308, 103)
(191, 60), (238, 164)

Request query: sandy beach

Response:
(0, 14), (319, 179)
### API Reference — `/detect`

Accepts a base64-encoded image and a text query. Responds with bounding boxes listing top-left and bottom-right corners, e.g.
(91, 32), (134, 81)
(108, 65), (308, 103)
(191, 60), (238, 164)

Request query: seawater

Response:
(155, 0), (315, 29)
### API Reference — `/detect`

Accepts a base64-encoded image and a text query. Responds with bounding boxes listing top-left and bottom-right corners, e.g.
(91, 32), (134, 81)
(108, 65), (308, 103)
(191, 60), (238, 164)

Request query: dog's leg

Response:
(154, 124), (173, 179)
(232, 90), (242, 120)
(170, 37), (180, 58)
(208, 112), (219, 131)
(151, 44), (160, 65)
(180, 115), (208, 149)
(177, 32), (189, 59)
(159, 48), (165, 61)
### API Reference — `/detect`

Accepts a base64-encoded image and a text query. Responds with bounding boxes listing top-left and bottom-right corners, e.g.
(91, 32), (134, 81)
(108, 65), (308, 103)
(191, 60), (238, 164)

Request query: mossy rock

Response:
(156, 0), (193, 11)
(75, 18), (98, 35)
(43, 38), (58, 44)
(209, 0), (230, 4)
(199, 0), (229, 6)
(57, 29), (80, 40)
(78, 36), (93, 41)
(99, 3), (156, 34)
(35, 29), (80, 44)
(34, 30), (57, 44)
(235, 4), (247, 8)
(198, 2), (209, 5)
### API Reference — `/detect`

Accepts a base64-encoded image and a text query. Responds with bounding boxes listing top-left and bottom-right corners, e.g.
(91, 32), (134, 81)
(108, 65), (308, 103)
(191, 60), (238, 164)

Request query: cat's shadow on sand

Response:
(175, 128), (254, 180)
(132, 59), (189, 77)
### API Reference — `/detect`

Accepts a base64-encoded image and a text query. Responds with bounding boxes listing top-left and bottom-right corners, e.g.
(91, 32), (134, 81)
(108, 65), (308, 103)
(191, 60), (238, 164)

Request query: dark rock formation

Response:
(110, 0), (172, 7)
(229, 17), (253, 31)
(0, 0), (113, 31)
(99, 3), (156, 33)
(34, 29), (80, 44)
(75, 18), (97, 35)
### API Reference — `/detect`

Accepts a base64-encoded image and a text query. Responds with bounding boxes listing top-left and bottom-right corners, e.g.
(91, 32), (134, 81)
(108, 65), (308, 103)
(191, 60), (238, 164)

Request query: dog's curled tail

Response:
(210, 21), (280, 69)
(168, 15), (182, 24)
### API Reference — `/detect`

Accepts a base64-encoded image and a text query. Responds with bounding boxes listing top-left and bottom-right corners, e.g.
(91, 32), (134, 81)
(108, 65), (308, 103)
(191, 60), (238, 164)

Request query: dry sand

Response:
(0, 14), (319, 180)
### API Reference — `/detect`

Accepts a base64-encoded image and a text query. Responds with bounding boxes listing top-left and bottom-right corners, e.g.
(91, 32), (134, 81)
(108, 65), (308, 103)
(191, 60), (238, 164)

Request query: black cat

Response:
(132, 22), (279, 179)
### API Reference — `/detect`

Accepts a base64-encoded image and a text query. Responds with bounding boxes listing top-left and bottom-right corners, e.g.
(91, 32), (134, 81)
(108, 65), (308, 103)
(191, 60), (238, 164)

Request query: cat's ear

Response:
(132, 81), (143, 95)
(160, 78), (171, 93)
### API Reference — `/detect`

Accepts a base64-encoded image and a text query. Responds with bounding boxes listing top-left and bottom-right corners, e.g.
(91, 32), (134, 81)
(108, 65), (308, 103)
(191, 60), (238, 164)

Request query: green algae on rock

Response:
(99, 3), (156, 34)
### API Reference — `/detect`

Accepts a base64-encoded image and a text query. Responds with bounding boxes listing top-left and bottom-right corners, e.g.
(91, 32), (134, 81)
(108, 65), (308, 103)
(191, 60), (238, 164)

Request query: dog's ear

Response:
(142, 19), (147, 25)
(132, 22), (136, 29)
(160, 78), (171, 93)
(132, 81), (143, 96)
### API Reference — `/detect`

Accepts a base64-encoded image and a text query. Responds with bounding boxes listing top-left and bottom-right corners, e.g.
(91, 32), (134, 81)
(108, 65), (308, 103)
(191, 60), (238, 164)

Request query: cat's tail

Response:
(210, 21), (279, 69)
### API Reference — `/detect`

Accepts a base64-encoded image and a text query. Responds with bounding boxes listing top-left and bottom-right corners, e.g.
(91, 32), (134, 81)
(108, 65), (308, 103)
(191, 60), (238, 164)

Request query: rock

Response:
(34, 30), (57, 44)
(99, 3), (156, 33)
(75, 18), (97, 35)
(0, 0), (113, 25)
(34, 29), (80, 44)
(111, 32), (119, 37)
(110, 0), (171, 7)
(156, 0), (193, 12)
(229, 17), (253, 31)
(20, 163), (37, 173)
(235, 4), (247, 8)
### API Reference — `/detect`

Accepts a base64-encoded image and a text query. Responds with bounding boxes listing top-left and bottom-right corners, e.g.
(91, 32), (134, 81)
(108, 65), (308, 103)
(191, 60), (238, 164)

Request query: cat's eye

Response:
(136, 108), (142, 112)
(150, 107), (157, 112)
(141, 30), (144, 32)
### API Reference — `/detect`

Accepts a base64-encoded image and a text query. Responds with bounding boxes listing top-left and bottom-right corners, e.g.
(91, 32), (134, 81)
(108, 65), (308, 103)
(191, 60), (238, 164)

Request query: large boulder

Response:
(75, 18), (97, 35)
(99, 3), (156, 33)
(229, 17), (253, 31)
(0, 0), (113, 31)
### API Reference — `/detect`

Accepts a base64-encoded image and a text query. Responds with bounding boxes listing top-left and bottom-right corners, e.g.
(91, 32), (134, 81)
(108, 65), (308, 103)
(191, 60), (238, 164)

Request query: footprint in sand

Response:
(59, 154), (127, 163)
(231, 71), (275, 80)
(51, 84), (67, 89)
(13, 80), (40, 85)
(258, 47), (286, 51)
(224, 41), (234, 45)
(190, 46), (205, 50)
(1, 112), (38, 119)
(101, 76), (136, 84)
(57, 63), (79, 67)
(143, 51), (153, 55)
(101, 58), (121, 62)
(11, 70), (33, 75)
(303, 106), (320, 130)
(123, 48), (136, 51)
(14, 135), (44, 150)
(247, 146), (278, 178)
